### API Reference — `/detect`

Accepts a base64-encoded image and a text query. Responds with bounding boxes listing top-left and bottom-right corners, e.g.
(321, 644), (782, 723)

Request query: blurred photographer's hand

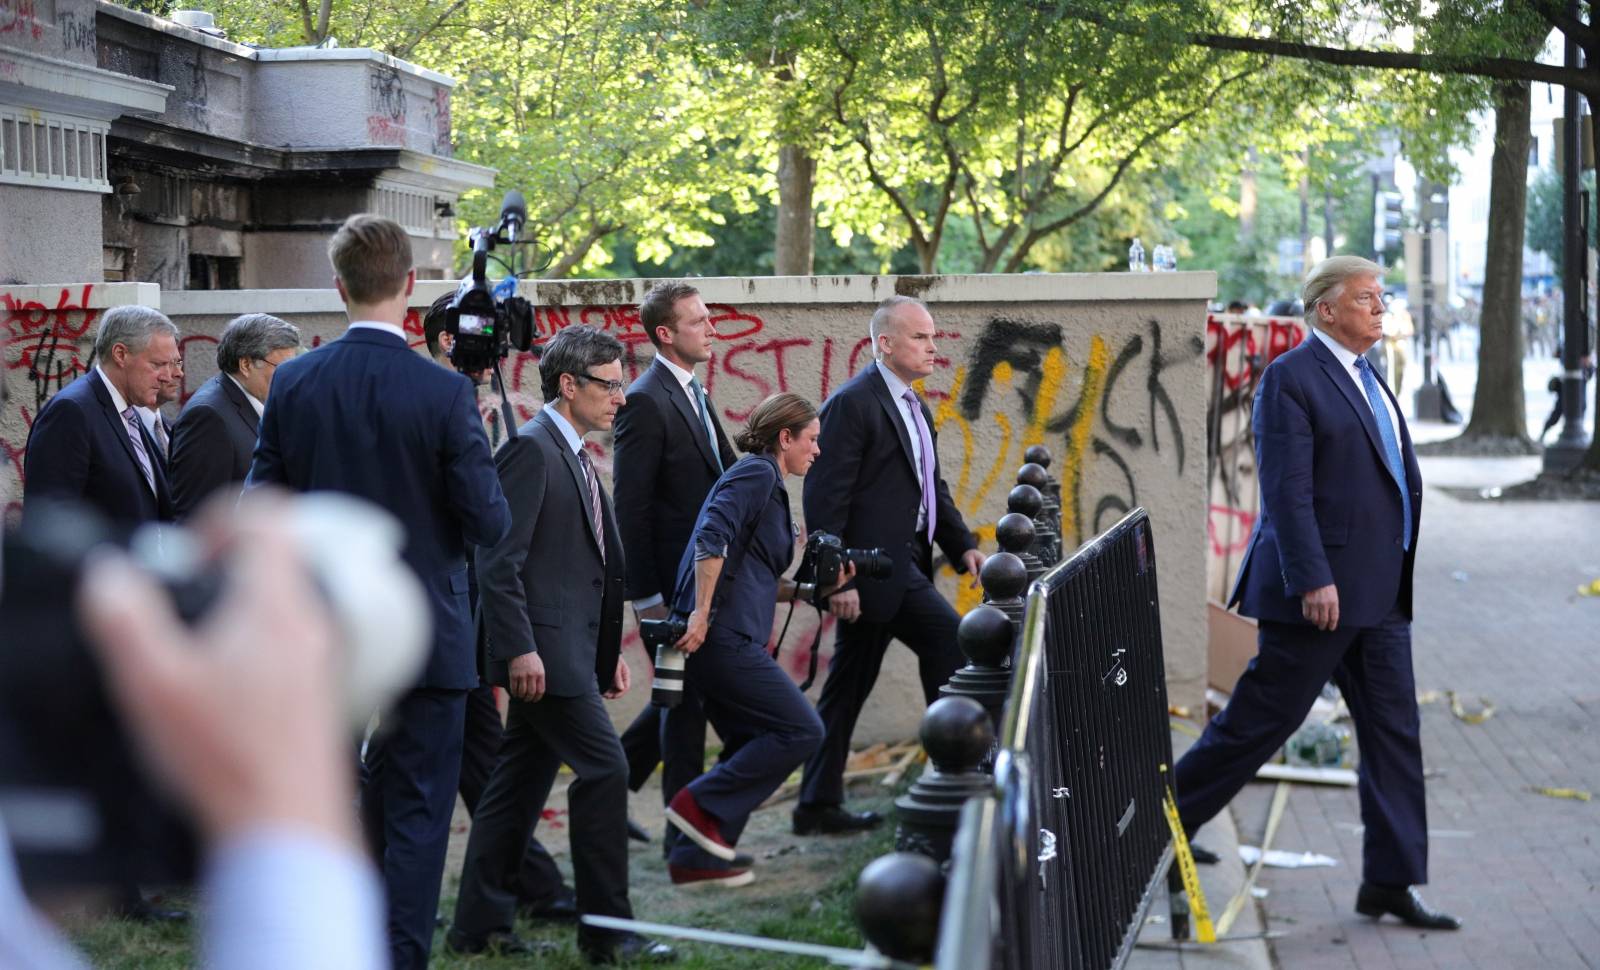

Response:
(674, 610), (708, 655)
(76, 494), (355, 849)
(819, 560), (856, 598)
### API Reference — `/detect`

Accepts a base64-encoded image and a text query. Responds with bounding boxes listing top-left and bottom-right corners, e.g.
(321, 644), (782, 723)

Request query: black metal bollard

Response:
(996, 510), (1045, 585)
(855, 852), (946, 964)
(938, 605), (1015, 765)
(978, 550), (1028, 642)
(894, 696), (996, 865)
(1016, 463), (1060, 564)
(1023, 444), (1064, 542)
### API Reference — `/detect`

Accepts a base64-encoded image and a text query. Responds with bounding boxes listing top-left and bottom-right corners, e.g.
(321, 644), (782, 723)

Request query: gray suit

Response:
(452, 408), (633, 951)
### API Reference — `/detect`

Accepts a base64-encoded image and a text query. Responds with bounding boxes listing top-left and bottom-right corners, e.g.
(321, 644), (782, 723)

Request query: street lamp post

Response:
(1544, 9), (1592, 474)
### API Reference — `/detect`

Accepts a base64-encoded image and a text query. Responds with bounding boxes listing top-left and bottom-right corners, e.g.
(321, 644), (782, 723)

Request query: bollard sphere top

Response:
(1023, 444), (1053, 468)
(1007, 483), (1043, 518)
(979, 551), (1027, 599)
(995, 512), (1036, 554)
(855, 852), (946, 962)
(921, 695), (996, 768)
(958, 605), (1014, 665)
(1016, 462), (1048, 490)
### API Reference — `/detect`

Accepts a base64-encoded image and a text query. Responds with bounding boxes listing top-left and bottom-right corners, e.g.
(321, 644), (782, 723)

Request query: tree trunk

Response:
(1462, 80), (1534, 443)
(774, 144), (816, 276)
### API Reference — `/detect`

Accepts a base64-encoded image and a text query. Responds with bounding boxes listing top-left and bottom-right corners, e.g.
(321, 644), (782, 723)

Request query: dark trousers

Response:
(621, 675), (707, 801)
(459, 683), (568, 908)
(664, 630), (823, 865)
(798, 564), (963, 807)
(1174, 607), (1427, 886)
(452, 690), (631, 950)
(360, 687), (466, 970)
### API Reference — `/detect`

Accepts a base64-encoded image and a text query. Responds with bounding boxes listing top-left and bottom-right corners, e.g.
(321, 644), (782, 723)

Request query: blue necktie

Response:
(689, 377), (723, 473)
(1355, 358), (1411, 551)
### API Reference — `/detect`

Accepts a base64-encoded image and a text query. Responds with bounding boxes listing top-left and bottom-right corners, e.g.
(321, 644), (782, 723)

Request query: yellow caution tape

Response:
(1530, 787), (1593, 802)
(1577, 579), (1600, 597)
(1170, 717), (1201, 739)
(1160, 773), (1216, 944)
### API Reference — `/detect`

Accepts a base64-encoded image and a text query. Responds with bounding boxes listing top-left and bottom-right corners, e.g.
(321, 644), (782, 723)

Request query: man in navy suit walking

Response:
(1175, 255), (1458, 931)
(248, 214), (511, 969)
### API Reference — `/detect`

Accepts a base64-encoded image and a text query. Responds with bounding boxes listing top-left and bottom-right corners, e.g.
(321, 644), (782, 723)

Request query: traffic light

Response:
(1373, 189), (1404, 255)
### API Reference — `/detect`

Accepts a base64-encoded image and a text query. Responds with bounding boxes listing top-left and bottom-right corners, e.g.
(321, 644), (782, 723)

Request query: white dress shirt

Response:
(347, 320), (407, 341)
(1312, 328), (1401, 434)
(226, 375), (266, 419)
(877, 362), (928, 533)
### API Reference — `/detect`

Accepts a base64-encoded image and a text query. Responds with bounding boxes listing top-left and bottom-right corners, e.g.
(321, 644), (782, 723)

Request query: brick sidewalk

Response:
(1226, 458), (1600, 969)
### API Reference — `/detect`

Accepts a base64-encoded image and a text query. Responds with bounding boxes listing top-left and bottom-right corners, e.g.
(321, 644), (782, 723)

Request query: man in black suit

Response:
(612, 281), (737, 822)
(247, 214), (511, 970)
(450, 325), (673, 965)
(169, 313), (301, 520)
(797, 295), (984, 833)
(23, 305), (180, 526)
(416, 295), (577, 924)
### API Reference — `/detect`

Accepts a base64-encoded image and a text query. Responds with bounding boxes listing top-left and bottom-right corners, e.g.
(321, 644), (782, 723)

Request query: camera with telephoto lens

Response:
(804, 530), (892, 602)
(0, 494), (430, 894)
(445, 190), (536, 374)
(639, 617), (689, 708)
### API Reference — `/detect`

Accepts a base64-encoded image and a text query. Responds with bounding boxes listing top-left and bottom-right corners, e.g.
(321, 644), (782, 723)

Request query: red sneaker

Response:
(664, 788), (737, 861)
(668, 863), (754, 889)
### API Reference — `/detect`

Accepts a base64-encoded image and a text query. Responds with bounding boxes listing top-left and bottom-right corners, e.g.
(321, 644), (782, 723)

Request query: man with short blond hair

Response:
(248, 213), (510, 970)
(1176, 255), (1458, 932)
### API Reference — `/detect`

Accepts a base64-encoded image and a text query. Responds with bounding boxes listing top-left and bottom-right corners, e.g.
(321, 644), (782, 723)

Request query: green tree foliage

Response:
(1526, 166), (1599, 272)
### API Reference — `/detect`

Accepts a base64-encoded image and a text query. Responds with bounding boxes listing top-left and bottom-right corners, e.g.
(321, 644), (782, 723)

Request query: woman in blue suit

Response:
(660, 393), (852, 889)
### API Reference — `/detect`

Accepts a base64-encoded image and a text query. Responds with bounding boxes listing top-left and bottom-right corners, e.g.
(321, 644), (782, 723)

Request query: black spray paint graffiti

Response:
(960, 317), (1202, 544)
(370, 66), (407, 121)
(59, 12), (94, 53)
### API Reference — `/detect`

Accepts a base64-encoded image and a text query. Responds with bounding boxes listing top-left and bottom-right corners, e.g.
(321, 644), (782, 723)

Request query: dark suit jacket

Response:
(802, 362), (977, 624)
(669, 453), (792, 645)
(611, 357), (737, 604)
(475, 409), (626, 697)
(246, 327), (509, 690)
(1229, 335), (1423, 628)
(23, 368), (174, 525)
(169, 373), (260, 520)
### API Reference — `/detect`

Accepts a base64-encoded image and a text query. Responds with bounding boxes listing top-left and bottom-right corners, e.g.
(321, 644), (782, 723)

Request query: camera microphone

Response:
(499, 190), (527, 244)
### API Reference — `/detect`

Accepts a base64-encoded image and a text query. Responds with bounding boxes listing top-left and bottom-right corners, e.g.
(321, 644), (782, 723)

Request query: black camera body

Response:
(805, 530), (892, 600)
(444, 190), (536, 375)
(639, 617), (689, 709)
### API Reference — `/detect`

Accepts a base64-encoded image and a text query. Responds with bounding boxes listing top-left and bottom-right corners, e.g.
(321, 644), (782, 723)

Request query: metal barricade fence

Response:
(937, 508), (1174, 970)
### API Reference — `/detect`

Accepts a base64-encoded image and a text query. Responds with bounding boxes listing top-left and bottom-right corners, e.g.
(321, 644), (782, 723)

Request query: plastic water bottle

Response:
(1165, 246), (1178, 271)
(1151, 244), (1167, 271)
(1128, 237), (1145, 272)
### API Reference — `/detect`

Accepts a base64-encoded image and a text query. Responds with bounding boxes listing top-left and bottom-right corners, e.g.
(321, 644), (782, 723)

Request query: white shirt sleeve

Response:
(201, 827), (387, 970)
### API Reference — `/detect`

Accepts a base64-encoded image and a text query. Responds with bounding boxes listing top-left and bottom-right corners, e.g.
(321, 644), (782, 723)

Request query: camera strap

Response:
(492, 359), (519, 441)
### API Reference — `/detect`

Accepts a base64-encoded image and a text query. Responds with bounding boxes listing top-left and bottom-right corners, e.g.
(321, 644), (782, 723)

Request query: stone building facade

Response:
(1, 0), (490, 287)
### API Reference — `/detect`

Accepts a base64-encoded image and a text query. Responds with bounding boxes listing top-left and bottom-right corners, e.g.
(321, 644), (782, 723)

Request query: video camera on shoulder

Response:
(640, 616), (689, 709)
(0, 496), (429, 894)
(803, 530), (891, 603)
(444, 190), (537, 375)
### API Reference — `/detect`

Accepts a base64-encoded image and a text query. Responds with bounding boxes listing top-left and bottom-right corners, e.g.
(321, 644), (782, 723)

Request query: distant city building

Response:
(1, 0), (492, 287)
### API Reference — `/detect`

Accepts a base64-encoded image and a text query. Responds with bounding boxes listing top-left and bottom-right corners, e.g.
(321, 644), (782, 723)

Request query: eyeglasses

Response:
(575, 372), (627, 395)
(255, 358), (281, 371)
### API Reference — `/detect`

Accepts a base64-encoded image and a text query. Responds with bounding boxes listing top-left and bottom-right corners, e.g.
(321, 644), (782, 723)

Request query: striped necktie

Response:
(577, 448), (606, 562)
(120, 406), (156, 495)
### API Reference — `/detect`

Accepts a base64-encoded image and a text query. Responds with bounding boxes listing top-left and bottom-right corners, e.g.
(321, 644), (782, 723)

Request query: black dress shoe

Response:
(1355, 884), (1462, 930)
(1188, 841), (1221, 865)
(793, 804), (883, 835)
(519, 887), (579, 922)
(582, 932), (677, 965)
(122, 900), (189, 924)
(445, 929), (557, 955)
(627, 816), (651, 843)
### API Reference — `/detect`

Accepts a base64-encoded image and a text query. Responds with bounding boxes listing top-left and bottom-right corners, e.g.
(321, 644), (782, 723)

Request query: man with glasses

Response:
(450, 325), (674, 965)
(170, 313), (301, 520)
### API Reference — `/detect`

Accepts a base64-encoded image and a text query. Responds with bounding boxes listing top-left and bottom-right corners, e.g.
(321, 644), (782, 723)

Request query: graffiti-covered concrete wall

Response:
(2, 272), (1214, 742)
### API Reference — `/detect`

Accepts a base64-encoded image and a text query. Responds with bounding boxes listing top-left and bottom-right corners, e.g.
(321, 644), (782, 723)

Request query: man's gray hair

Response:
(1302, 255), (1384, 329)
(93, 305), (179, 360)
(216, 313), (302, 374)
(869, 295), (926, 352)
(538, 325), (624, 402)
